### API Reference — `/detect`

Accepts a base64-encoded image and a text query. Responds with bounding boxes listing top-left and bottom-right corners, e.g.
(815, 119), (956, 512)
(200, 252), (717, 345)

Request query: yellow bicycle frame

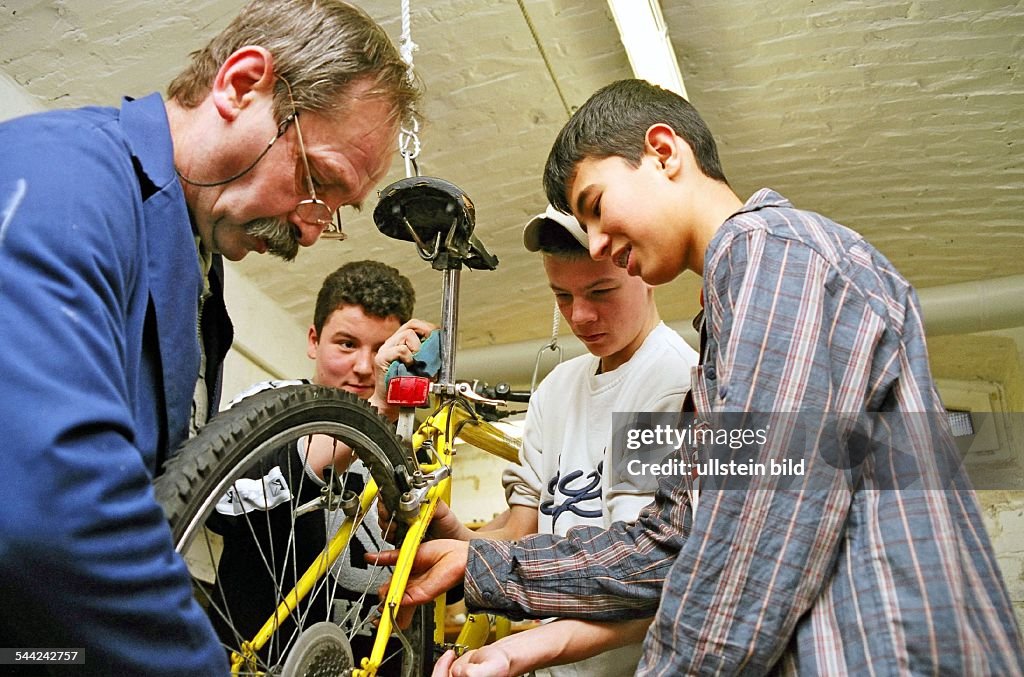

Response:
(231, 483), (380, 673)
(232, 398), (521, 676)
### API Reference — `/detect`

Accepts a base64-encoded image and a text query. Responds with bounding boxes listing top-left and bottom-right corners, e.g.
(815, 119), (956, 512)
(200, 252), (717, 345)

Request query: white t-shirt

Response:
(502, 322), (698, 677)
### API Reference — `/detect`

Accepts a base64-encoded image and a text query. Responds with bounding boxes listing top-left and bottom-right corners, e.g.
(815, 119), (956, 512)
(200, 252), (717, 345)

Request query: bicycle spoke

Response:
(155, 385), (432, 676)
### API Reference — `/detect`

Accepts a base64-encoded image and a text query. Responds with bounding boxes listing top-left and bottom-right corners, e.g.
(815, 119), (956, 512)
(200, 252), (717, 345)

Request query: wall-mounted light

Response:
(607, 0), (688, 98)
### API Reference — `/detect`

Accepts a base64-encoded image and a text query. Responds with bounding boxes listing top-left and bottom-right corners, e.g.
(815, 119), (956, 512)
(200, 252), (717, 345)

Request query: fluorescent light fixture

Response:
(607, 0), (688, 98)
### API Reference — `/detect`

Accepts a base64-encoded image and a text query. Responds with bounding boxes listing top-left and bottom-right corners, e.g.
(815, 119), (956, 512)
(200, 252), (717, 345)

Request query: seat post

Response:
(438, 267), (460, 386)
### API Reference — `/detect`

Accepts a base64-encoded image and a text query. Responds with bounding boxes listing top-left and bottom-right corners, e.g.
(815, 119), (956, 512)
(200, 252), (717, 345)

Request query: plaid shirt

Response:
(465, 190), (1024, 675)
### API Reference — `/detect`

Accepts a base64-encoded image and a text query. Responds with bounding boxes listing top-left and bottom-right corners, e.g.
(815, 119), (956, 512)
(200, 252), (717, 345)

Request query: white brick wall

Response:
(980, 492), (1024, 630)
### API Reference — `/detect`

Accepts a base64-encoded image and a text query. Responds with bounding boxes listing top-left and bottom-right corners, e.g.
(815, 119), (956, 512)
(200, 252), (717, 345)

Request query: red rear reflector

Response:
(386, 376), (431, 407)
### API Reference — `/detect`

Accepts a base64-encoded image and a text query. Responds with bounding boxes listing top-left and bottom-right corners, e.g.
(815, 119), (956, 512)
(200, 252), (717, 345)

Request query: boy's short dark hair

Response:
(543, 79), (728, 214)
(313, 260), (415, 332)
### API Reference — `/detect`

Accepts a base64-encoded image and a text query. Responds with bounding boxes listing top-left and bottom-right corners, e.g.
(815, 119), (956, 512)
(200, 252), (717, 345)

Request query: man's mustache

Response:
(245, 218), (299, 261)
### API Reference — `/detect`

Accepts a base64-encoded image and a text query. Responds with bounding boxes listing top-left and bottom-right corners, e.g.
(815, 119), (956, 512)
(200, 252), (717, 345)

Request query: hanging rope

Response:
(548, 302), (560, 343)
(531, 303), (563, 392)
(398, 0), (421, 178)
(514, 0), (575, 386)
(514, 0), (572, 118)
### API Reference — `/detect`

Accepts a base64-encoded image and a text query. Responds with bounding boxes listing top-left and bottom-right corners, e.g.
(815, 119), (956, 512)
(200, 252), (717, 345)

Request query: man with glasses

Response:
(0, 1), (418, 675)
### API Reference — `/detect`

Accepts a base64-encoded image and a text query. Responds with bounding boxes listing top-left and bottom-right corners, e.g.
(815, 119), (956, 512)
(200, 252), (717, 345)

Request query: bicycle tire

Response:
(154, 384), (434, 677)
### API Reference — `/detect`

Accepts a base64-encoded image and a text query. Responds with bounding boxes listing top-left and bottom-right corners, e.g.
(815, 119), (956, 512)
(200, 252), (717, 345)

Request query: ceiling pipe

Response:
(458, 275), (1024, 387)
(457, 322), (699, 389)
(917, 273), (1024, 337)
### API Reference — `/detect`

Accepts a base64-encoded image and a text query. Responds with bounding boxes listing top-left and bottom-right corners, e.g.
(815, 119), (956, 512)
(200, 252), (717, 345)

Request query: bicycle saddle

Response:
(373, 176), (499, 271)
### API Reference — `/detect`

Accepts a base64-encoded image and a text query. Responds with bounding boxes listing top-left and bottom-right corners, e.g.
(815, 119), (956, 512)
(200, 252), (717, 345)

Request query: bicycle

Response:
(155, 176), (531, 677)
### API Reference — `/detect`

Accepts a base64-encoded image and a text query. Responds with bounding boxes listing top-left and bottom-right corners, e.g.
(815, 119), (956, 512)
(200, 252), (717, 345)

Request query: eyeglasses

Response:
(282, 78), (347, 241)
(175, 115), (293, 189)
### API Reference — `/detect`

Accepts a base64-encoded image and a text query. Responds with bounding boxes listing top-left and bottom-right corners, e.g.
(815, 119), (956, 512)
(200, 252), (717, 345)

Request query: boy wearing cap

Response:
(388, 79), (1024, 676)
(427, 206), (697, 676)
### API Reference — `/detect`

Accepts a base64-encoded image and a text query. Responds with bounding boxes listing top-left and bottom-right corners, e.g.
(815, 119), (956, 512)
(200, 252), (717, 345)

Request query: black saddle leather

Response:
(373, 176), (498, 271)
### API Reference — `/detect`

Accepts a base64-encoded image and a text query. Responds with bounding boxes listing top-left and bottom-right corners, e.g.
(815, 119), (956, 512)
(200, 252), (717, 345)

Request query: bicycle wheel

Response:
(155, 384), (434, 676)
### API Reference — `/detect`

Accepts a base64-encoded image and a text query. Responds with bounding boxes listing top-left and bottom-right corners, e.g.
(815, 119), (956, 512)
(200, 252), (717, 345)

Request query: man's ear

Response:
(643, 123), (684, 178)
(211, 46), (276, 122)
(307, 325), (320, 360)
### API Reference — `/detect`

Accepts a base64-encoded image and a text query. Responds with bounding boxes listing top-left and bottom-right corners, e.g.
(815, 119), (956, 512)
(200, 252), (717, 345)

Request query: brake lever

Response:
(454, 381), (502, 405)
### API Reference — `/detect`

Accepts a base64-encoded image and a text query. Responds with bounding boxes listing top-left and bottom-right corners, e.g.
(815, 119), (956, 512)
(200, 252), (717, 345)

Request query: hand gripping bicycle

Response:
(154, 177), (527, 676)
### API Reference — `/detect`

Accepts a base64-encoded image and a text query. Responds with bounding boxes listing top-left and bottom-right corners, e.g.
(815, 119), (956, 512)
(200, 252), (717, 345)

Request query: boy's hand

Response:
(368, 318), (436, 419)
(431, 650), (459, 677)
(432, 646), (514, 677)
(368, 539), (470, 628)
(376, 319), (435, 367)
(378, 500), (476, 543)
(427, 500), (477, 540)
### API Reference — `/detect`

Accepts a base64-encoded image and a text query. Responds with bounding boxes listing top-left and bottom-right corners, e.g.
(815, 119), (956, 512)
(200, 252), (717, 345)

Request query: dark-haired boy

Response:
(386, 80), (1024, 675)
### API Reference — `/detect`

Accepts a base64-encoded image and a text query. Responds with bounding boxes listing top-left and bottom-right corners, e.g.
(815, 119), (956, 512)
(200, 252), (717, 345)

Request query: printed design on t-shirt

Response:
(540, 461), (603, 527)
(215, 466), (292, 515)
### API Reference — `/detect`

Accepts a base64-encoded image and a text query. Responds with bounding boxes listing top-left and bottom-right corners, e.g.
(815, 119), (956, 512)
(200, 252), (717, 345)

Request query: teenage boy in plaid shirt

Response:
(379, 79), (1024, 676)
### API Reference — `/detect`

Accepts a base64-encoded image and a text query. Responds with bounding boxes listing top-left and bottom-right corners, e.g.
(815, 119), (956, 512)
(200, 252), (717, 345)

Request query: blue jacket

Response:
(0, 95), (229, 674)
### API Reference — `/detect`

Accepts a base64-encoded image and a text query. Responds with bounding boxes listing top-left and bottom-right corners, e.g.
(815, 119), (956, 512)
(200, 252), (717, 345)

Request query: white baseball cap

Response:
(522, 204), (588, 252)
